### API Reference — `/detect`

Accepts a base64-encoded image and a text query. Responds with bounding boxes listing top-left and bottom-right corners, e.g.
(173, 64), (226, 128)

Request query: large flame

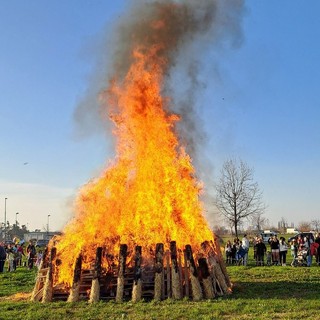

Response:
(54, 5), (217, 286)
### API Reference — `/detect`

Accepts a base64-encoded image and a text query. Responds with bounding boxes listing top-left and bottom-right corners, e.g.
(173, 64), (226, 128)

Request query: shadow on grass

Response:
(231, 280), (320, 299)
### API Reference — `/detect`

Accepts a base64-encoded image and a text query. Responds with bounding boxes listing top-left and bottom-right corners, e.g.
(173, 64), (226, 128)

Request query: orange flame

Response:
(54, 30), (216, 287)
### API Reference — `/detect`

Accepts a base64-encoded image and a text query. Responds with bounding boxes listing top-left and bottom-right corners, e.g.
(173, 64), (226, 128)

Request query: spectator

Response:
(26, 240), (36, 270)
(291, 239), (298, 267)
(7, 247), (15, 272)
(225, 240), (233, 264)
(279, 237), (288, 266)
(231, 239), (237, 264)
(304, 236), (312, 267)
(314, 233), (320, 265)
(36, 250), (43, 269)
(268, 235), (280, 265)
(0, 242), (6, 272)
(242, 234), (250, 266)
(16, 244), (25, 267)
(255, 238), (266, 266)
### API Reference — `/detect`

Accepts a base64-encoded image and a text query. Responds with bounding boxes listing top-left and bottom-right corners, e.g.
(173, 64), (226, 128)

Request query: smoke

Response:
(73, 0), (245, 189)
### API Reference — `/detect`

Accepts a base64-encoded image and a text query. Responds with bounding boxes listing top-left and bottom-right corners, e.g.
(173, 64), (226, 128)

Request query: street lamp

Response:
(4, 198), (7, 240)
(15, 212), (19, 227)
(47, 214), (51, 238)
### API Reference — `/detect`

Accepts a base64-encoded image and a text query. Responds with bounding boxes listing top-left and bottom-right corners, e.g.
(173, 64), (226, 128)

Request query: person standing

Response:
(26, 240), (36, 270)
(314, 233), (320, 265)
(269, 235), (280, 265)
(0, 242), (6, 272)
(255, 238), (267, 266)
(279, 237), (288, 266)
(304, 236), (312, 267)
(242, 234), (250, 266)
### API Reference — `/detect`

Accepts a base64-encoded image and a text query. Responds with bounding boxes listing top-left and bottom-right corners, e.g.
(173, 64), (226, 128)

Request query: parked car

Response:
(288, 232), (314, 243)
(35, 239), (50, 248)
(260, 231), (277, 242)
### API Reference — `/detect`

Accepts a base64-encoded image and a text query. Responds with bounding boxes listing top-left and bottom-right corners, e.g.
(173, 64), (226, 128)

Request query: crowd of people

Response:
(0, 240), (43, 273)
(225, 233), (320, 267)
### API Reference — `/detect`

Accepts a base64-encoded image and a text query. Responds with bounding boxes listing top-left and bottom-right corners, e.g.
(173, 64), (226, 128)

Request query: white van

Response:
(260, 231), (277, 242)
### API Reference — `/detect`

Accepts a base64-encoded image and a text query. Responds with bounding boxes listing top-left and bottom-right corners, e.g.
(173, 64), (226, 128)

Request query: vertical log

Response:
(31, 246), (49, 302)
(202, 241), (231, 295)
(185, 245), (203, 301)
(42, 247), (56, 303)
(116, 244), (128, 303)
(198, 258), (215, 299)
(178, 251), (184, 298)
(170, 241), (182, 299)
(132, 246), (142, 303)
(89, 247), (103, 303)
(165, 250), (171, 298)
(154, 243), (164, 301)
(67, 254), (83, 302)
(183, 249), (189, 299)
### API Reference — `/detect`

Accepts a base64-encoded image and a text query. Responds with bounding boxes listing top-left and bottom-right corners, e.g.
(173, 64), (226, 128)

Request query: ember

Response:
(32, 0), (234, 302)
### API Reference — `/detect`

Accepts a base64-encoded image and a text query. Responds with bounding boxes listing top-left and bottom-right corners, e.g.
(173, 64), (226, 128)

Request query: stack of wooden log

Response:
(31, 240), (231, 303)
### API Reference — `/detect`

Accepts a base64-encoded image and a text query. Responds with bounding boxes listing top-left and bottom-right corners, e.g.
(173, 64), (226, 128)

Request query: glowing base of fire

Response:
(31, 241), (231, 303)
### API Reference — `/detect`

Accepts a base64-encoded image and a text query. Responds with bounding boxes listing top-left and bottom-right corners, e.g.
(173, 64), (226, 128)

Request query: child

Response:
(36, 250), (43, 269)
(266, 251), (272, 266)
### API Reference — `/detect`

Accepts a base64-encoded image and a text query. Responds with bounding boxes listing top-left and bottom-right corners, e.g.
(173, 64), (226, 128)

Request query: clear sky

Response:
(1, 0), (319, 232)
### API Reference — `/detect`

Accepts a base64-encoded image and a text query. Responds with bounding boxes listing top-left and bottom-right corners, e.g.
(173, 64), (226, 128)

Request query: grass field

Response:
(1, 248), (320, 320)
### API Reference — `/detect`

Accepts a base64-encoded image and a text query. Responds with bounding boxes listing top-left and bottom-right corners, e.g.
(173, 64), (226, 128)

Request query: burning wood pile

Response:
(31, 0), (243, 303)
(31, 240), (231, 303)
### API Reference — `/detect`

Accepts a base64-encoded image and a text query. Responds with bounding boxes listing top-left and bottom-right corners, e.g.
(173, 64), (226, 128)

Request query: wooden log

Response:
(42, 247), (56, 303)
(183, 249), (189, 299)
(198, 258), (215, 299)
(178, 250), (184, 298)
(170, 241), (182, 299)
(31, 247), (49, 302)
(132, 246), (142, 303)
(165, 250), (171, 298)
(201, 241), (231, 295)
(185, 245), (203, 301)
(154, 243), (164, 301)
(67, 254), (83, 302)
(89, 247), (103, 303)
(116, 244), (128, 303)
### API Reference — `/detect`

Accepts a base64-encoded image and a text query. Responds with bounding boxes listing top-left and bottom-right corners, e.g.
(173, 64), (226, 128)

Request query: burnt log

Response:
(185, 245), (203, 301)
(89, 247), (103, 303)
(42, 247), (56, 303)
(154, 243), (164, 301)
(116, 244), (128, 303)
(132, 246), (142, 302)
(67, 253), (83, 302)
(170, 241), (182, 299)
(198, 258), (215, 299)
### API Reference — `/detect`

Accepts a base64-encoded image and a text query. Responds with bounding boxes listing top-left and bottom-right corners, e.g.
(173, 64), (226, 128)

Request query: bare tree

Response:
(215, 159), (265, 238)
(311, 220), (320, 232)
(250, 212), (269, 233)
(298, 221), (311, 232)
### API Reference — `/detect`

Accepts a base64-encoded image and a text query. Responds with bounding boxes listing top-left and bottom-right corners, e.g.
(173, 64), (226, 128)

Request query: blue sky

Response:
(0, 0), (319, 232)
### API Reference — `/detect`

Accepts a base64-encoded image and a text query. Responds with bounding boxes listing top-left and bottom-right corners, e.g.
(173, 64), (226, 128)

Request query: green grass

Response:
(1, 256), (320, 319)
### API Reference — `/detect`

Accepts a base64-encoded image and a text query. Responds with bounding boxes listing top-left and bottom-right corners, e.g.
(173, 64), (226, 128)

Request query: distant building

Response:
(24, 231), (61, 242)
(286, 227), (299, 234)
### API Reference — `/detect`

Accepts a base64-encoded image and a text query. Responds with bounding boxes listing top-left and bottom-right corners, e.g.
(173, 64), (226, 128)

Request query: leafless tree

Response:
(311, 220), (320, 232)
(250, 212), (269, 232)
(298, 221), (311, 232)
(215, 159), (265, 238)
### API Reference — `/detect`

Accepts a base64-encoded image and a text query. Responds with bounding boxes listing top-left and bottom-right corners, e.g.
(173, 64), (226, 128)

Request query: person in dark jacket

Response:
(255, 238), (267, 266)
(0, 242), (7, 272)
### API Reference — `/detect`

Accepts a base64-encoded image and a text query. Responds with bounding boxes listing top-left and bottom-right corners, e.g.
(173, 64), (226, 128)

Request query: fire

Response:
(54, 7), (217, 287)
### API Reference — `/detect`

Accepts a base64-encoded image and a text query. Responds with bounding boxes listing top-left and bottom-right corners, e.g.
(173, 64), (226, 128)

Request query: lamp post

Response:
(47, 214), (51, 239)
(15, 212), (19, 227)
(4, 198), (7, 240)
